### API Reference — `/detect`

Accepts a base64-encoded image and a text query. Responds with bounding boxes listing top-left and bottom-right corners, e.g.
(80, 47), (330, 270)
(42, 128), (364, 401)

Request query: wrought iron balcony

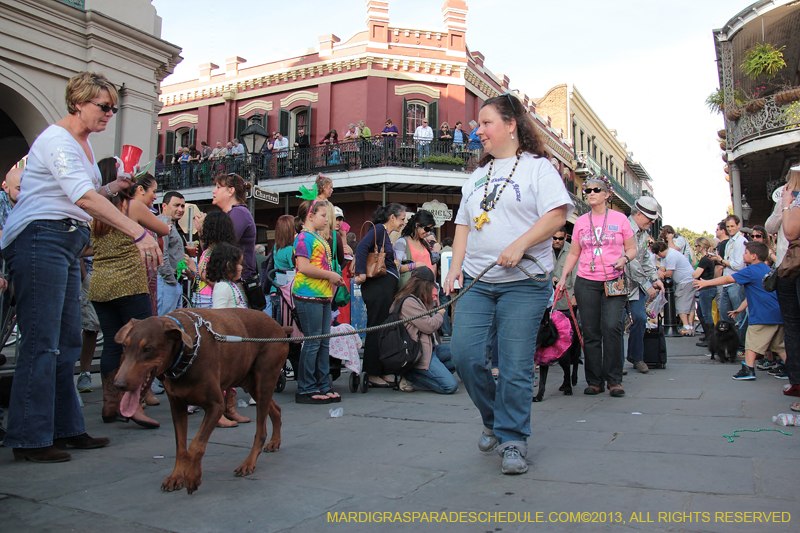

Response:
(155, 139), (482, 191)
(574, 151), (637, 208)
(727, 94), (800, 150)
(569, 192), (590, 216)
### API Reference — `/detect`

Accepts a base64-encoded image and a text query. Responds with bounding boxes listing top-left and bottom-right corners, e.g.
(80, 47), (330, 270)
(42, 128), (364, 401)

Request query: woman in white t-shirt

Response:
(0, 72), (161, 463)
(443, 93), (573, 476)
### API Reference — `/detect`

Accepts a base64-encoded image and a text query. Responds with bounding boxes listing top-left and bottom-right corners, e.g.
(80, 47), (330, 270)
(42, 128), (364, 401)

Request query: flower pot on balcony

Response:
(721, 153), (728, 163)
(775, 88), (800, 105)
(725, 108), (742, 121)
(719, 140), (727, 150)
(745, 99), (766, 114)
(717, 129), (727, 139)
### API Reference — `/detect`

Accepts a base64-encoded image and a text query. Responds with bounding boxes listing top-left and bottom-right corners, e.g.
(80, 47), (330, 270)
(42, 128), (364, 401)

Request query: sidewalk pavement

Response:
(1, 335), (797, 533)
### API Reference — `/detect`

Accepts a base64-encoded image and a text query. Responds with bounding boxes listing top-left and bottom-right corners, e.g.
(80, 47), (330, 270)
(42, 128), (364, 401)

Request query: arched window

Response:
(406, 101), (428, 136)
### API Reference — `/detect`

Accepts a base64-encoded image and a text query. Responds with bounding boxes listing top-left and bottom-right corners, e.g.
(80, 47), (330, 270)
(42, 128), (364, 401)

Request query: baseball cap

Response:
(334, 206), (344, 219)
(411, 266), (435, 283)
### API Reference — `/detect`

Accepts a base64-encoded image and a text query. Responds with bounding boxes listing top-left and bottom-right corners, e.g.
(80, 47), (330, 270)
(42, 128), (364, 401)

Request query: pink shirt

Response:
(572, 209), (633, 281)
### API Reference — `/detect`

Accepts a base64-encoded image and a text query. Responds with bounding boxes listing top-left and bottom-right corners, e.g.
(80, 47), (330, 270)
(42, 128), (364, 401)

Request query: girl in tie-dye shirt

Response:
(292, 200), (345, 404)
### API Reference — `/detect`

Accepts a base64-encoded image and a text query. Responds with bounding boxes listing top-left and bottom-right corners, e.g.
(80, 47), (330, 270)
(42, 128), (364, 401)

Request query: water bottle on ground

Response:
(773, 414), (799, 426)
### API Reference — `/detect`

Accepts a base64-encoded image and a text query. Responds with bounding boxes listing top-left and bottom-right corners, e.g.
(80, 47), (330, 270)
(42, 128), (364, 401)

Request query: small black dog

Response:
(533, 313), (582, 402)
(708, 321), (739, 363)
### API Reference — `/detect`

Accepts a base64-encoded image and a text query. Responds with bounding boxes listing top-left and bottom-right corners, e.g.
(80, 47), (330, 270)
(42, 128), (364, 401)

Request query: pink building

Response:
(157, 0), (578, 239)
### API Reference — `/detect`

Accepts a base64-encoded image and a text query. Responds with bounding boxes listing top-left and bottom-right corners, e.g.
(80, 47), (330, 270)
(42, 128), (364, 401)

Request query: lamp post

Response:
(239, 112), (269, 216)
(741, 194), (752, 225)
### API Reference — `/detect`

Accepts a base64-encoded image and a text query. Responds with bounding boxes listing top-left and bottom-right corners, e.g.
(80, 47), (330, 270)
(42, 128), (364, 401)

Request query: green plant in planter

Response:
(741, 43), (786, 80)
(419, 155), (465, 165)
(705, 87), (746, 114)
(783, 101), (800, 131)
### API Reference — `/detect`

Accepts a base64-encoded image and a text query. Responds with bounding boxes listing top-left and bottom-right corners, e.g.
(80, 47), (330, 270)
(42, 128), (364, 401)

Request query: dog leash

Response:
(213, 254), (550, 344)
(553, 286), (583, 349)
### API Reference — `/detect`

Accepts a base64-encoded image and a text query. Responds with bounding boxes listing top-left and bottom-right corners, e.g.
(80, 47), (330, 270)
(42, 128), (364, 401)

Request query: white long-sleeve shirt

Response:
(723, 231), (746, 287)
(413, 125), (433, 143)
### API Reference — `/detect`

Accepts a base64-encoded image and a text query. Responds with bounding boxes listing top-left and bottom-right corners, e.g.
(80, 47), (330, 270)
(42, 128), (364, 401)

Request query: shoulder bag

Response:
(600, 249), (632, 297)
(360, 221), (386, 278)
(777, 240), (800, 281)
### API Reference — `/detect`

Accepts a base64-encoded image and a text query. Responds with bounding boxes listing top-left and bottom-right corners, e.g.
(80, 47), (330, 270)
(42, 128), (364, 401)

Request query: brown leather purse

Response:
(360, 221), (387, 278)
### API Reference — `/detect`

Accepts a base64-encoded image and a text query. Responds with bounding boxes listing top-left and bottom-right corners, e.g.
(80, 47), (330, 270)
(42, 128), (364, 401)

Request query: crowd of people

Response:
(2, 73), (800, 479)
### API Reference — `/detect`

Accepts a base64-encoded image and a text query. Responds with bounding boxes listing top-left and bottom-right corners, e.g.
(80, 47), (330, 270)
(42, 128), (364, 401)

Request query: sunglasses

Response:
(584, 187), (605, 194)
(752, 233), (764, 239)
(89, 101), (118, 114)
(422, 226), (434, 233)
(500, 92), (518, 114)
(552, 236), (565, 241)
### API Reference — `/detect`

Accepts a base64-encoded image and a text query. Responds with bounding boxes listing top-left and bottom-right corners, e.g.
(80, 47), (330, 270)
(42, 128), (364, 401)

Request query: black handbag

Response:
(763, 265), (779, 292)
(242, 275), (267, 311)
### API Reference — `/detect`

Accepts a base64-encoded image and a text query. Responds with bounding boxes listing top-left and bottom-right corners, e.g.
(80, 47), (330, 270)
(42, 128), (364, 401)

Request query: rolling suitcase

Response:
(643, 324), (667, 369)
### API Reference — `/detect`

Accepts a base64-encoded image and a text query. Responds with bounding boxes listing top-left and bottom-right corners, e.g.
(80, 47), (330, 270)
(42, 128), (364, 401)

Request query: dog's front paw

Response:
(562, 389), (573, 396)
(532, 396), (544, 403)
(162, 474), (185, 492)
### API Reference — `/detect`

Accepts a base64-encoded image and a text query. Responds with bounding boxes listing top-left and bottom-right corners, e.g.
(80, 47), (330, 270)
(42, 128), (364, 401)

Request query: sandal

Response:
(367, 379), (394, 388)
(324, 391), (342, 403)
(790, 402), (800, 413)
(295, 392), (331, 404)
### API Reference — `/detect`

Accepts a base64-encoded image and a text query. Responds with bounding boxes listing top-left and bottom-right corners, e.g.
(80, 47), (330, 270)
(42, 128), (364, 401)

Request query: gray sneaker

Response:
(633, 360), (649, 374)
(76, 372), (92, 393)
(478, 429), (498, 452)
(500, 446), (528, 475)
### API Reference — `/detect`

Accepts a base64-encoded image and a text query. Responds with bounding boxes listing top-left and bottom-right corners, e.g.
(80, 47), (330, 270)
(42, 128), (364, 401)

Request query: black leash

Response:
(202, 254), (550, 344)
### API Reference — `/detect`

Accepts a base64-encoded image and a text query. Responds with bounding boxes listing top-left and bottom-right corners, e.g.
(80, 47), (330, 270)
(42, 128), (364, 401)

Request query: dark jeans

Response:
(698, 286), (716, 327)
(92, 293), (153, 377)
(777, 276), (800, 385)
(574, 276), (626, 387)
(360, 274), (398, 376)
(2, 220), (89, 448)
(624, 289), (647, 363)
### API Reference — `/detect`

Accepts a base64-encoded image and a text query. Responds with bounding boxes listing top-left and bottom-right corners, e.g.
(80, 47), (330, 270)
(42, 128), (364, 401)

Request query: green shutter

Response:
(165, 130), (175, 161)
(401, 97), (407, 139)
(306, 104), (312, 139)
(428, 100), (438, 131)
(279, 109), (290, 136)
(189, 126), (196, 147)
(235, 118), (247, 141)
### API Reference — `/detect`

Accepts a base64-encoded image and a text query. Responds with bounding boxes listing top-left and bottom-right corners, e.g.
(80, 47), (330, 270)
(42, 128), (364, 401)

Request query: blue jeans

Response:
(625, 289), (647, 363)
(93, 294), (153, 378)
(157, 275), (182, 315)
(451, 275), (550, 454)
(698, 286), (716, 327)
(294, 298), (332, 395)
(2, 220), (90, 448)
(404, 344), (458, 394)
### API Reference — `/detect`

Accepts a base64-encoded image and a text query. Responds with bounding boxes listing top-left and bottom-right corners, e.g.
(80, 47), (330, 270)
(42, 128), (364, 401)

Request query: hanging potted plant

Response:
(740, 43), (786, 80)
(745, 98), (766, 113)
(726, 108), (742, 121)
(775, 87), (800, 105)
(718, 129), (727, 139)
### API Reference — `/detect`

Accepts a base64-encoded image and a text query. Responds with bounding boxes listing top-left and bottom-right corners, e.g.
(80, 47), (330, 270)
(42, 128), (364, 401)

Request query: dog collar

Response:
(163, 314), (200, 379)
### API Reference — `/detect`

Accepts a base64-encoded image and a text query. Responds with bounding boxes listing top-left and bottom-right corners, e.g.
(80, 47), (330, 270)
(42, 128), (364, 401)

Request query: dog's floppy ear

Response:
(164, 318), (195, 350)
(114, 318), (140, 344)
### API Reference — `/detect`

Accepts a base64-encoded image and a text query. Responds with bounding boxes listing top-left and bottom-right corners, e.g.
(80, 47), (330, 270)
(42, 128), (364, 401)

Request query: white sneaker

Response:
(499, 445), (528, 475)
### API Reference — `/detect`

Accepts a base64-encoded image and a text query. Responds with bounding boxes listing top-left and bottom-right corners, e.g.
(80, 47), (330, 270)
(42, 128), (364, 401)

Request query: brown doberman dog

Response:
(113, 308), (292, 494)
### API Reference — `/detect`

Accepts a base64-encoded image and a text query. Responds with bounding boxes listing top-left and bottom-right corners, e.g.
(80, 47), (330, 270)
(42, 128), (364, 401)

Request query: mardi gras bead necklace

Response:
(473, 153), (520, 230)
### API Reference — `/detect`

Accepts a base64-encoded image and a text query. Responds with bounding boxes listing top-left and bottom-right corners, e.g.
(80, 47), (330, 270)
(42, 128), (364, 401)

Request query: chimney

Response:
(199, 62), (219, 82)
(365, 0), (390, 45)
(442, 0), (467, 54)
(319, 34), (341, 57)
(225, 56), (246, 78)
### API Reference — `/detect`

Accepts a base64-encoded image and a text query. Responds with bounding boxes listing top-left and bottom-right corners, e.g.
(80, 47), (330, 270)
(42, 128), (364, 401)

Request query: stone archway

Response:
(0, 60), (61, 173)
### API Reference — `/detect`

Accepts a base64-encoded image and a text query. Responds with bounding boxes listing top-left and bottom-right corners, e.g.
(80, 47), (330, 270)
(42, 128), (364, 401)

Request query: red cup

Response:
(121, 145), (143, 174)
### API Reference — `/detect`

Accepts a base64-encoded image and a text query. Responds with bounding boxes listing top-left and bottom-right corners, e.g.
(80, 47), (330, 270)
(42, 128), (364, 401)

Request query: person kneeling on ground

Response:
(393, 266), (457, 394)
(693, 241), (786, 380)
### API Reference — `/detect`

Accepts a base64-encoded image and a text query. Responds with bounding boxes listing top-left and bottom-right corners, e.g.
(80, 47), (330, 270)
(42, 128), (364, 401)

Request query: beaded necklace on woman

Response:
(587, 207), (609, 274)
(301, 227), (332, 267)
(473, 153), (521, 230)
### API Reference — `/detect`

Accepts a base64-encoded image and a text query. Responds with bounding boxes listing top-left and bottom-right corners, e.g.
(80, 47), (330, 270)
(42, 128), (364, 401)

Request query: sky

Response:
(152, 0), (738, 234)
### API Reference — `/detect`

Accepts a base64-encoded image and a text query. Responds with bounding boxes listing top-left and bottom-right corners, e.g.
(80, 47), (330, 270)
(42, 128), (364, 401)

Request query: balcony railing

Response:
(569, 192), (590, 216)
(728, 94), (800, 150)
(155, 139), (482, 191)
(575, 151), (637, 207)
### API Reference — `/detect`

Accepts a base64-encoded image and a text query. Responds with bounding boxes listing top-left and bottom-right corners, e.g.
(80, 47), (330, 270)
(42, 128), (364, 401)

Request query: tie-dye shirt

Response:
(292, 230), (333, 302)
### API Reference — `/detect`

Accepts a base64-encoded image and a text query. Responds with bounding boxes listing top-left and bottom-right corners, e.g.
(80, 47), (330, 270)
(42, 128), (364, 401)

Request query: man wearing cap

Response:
(625, 197), (665, 373)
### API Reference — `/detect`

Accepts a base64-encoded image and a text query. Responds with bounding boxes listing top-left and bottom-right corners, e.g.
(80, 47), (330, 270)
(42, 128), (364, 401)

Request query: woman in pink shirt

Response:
(556, 178), (637, 397)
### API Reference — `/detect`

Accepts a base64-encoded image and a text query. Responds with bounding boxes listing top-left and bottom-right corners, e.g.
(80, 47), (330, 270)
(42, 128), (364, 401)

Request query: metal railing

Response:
(728, 94), (800, 150)
(569, 192), (590, 216)
(575, 151), (637, 207)
(156, 138), (483, 190)
(55, 0), (84, 8)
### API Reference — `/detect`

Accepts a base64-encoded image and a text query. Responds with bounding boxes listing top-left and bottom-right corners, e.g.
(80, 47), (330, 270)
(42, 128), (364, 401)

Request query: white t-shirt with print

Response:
(455, 152), (574, 283)
(662, 248), (694, 285)
(1, 125), (101, 249)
